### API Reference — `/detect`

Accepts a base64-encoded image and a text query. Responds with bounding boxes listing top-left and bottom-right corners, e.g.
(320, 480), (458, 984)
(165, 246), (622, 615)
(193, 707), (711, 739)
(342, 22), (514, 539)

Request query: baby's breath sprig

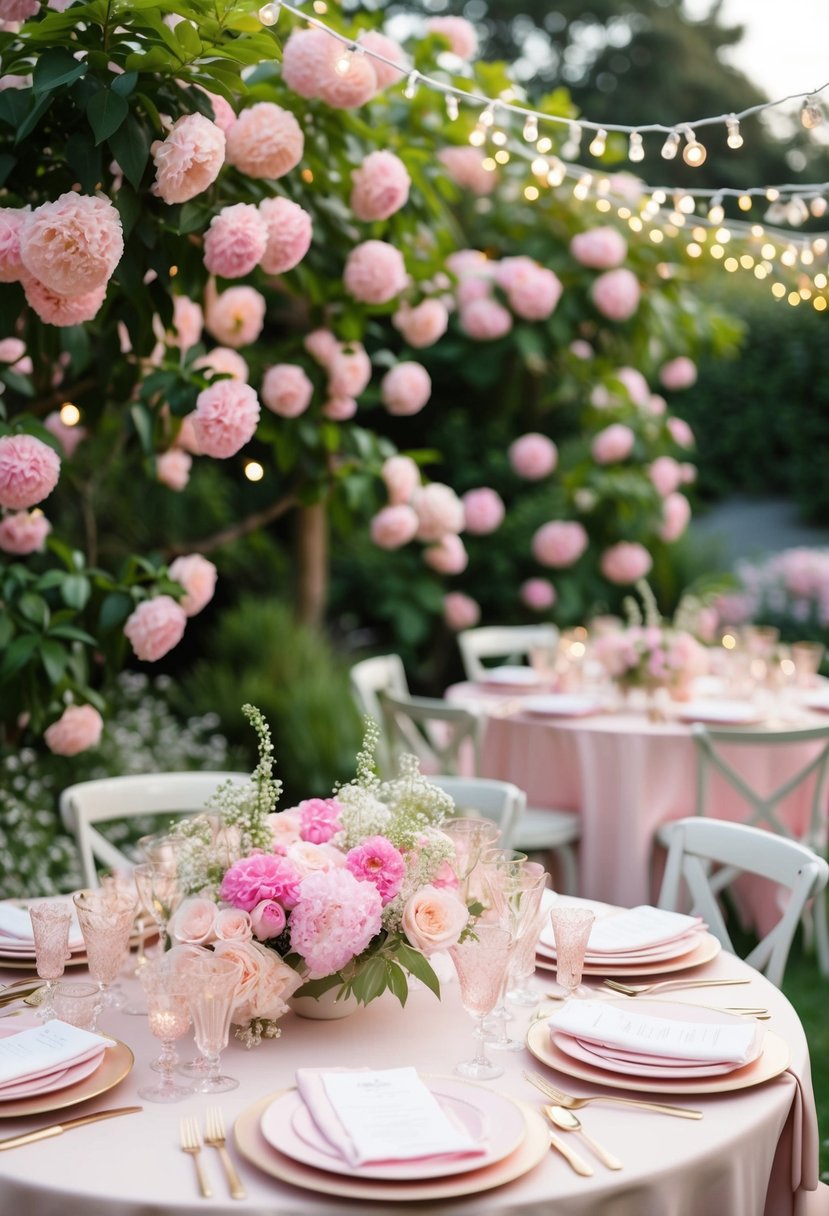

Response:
(206, 704), (280, 854)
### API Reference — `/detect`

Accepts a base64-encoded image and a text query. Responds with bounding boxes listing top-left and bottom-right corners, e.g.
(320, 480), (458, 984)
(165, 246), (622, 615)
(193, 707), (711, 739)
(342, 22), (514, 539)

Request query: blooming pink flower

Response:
(21, 272), (107, 327)
(343, 240), (407, 304)
(392, 298), (449, 348)
(648, 394), (667, 416)
(532, 520), (588, 568)
(506, 264), (563, 321)
(193, 380), (260, 458)
(0, 337), (24, 363)
(509, 432), (558, 480)
(660, 492), (691, 542)
(20, 192), (123, 297)
(446, 248), (492, 278)
(268, 808), (303, 850)
(370, 503), (419, 549)
(648, 454), (683, 497)
(439, 146), (496, 196)
(613, 366), (651, 407)
(600, 541), (653, 584)
(521, 578), (556, 611)
(570, 339), (594, 359)
(426, 15), (478, 59)
(459, 297), (512, 340)
(220, 852), (303, 912)
(681, 462), (697, 484)
(401, 884), (468, 953)
(666, 416), (695, 448)
(381, 361), (431, 416)
(258, 196), (312, 275)
(213, 907), (253, 942)
(0, 434), (60, 509)
(289, 867), (383, 977)
(204, 282), (266, 347)
(44, 704), (103, 756)
(443, 591), (480, 630)
(43, 411), (85, 457)
(172, 295), (203, 351)
(346, 835), (406, 904)
(381, 454), (420, 504)
(660, 356), (697, 391)
(414, 482), (464, 542)
(350, 150), (411, 222)
(0, 508), (50, 554)
(592, 423), (635, 464)
(286, 840), (346, 878)
(194, 346), (249, 382)
(249, 899), (286, 941)
(462, 487), (505, 534)
(225, 102), (304, 180)
(456, 278), (491, 312)
(151, 113), (225, 204)
(215, 938), (301, 1023)
(281, 27), (334, 98)
(168, 553), (217, 616)
(200, 89), (235, 133)
(203, 203), (267, 278)
(123, 596), (187, 662)
(591, 267), (641, 322)
(261, 363), (314, 418)
(175, 414), (202, 455)
(0, 206), (27, 281)
(423, 533), (468, 574)
(304, 328), (339, 367)
(156, 448), (191, 491)
(318, 50), (378, 110)
(327, 343), (372, 397)
(0, 0), (37, 21)
(357, 29), (406, 88)
(169, 897), (218, 945)
(322, 396), (357, 421)
(570, 227), (628, 269)
(298, 797), (343, 845)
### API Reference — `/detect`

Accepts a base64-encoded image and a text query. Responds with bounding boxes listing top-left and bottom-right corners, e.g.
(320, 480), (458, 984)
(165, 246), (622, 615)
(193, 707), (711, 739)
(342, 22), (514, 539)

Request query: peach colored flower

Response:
(414, 482), (464, 541)
(459, 297), (512, 340)
(666, 416), (695, 448)
(43, 411), (85, 457)
(267, 808), (303, 849)
(327, 343), (372, 397)
(660, 492), (691, 542)
(20, 192), (123, 297)
(194, 346), (249, 382)
(258, 196), (313, 275)
(381, 454), (420, 504)
(261, 363), (314, 418)
(156, 448), (191, 491)
(343, 239), (407, 304)
(281, 27), (336, 99)
(660, 356), (697, 390)
(175, 414), (202, 455)
(168, 553), (217, 616)
(44, 704), (103, 756)
(193, 380), (261, 458)
(0, 434), (60, 509)
(592, 423), (635, 465)
(509, 433), (557, 480)
(424, 533), (468, 574)
(201, 89), (236, 133)
(426, 16), (478, 59)
(318, 50), (377, 110)
(521, 578), (556, 611)
(648, 394), (667, 416)
(438, 146), (496, 196)
(124, 596), (187, 662)
(681, 462), (697, 484)
(171, 295), (203, 351)
(357, 30), (406, 88)
(600, 541), (653, 584)
(648, 454), (683, 497)
(203, 203), (267, 278)
(591, 267), (640, 322)
(214, 907), (254, 942)
(213, 938), (301, 1024)
(0, 205), (27, 281)
(456, 276), (491, 308)
(0, 0), (37, 20)
(532, 520), (588, 568)
(613, 367), (650, 407)
(322, 396), (357, 421)
(22, 272), (106, 326)
(462, 487), (504, 534)
(381, 361), (431, 416)
(151, 113), (225, 204)
(286, 840), (347, 878)
(401, 884), (468, 955)
(443, 591), (480, 630)
(204, 282), (266, 348)
(570, 339), (594, 359)
(350, 150), (410, 222)
(169, 897), (218, 945)
(392, 298), (449, 348)
(225, 102), (304, 180)
(304, 328), (339, 367)
(370, 503), (419, 549)
(570, 227), (628, 269)
(0, 508), (50, 554)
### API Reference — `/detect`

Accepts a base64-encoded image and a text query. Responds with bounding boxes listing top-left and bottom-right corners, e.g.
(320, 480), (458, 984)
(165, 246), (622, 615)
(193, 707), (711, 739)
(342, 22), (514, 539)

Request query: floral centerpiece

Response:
(167, 706), (469, 1046)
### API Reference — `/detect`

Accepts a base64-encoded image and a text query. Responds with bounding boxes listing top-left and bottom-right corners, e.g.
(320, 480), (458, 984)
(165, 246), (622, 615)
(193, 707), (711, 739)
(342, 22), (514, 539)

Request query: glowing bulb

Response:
(573, 174), (592, 200)
(60, 402), (81, 426)
(786, 197), (809, 226)
(546, 158), (566, 187)
(258, 1), (280, 24)
(725, 116), (743, 149)
(588, 128), (607, 157)
(536, 136), (553, 154)
(815, 296), (828, 311)
(771, 282), (786, 298)
(523, 114), (539, 142)
(766, 188), (780, 202)
(682, 128), (706, 166)
(560, 123), (582, 160)
(661, 130), (680, 159)
(445, 94), (459, 121)
(469, 127), (486, 147)
(724, 257), (738, 272)
(531, 156), (549, 177)
(403, 71), (419, 100)
(494, 149), (510, 164)
(678, 193), (696, 214)
(708, 203), (725, 224)
(810, 195), (827, 217)
(738, 194), (752, 211)
(479, 103), (496, 128)
(628, 131), (644, 162)
(524, 185), (539, 201)
(687, 242), (702, 257)
(491, 130), (507, 146)
(801, 96), (823, 129)
(334, 47), (354, 76)
(244, 461), (264, 482)
(481, 157), (497, 172)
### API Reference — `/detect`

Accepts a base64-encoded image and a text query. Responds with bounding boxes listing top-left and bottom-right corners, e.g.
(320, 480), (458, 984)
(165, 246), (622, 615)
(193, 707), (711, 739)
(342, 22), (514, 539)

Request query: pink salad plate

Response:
(0, 1039), (133, 1118)
(520, 694), (604, 718)
(536, 930), (721, 977)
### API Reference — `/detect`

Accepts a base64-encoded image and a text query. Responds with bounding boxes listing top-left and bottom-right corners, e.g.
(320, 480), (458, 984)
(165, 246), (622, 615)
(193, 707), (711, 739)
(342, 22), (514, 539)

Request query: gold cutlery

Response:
(547, 1128), (593, 1176)
(544, 1104), (623, 1170)
(181, 1116), (212, 1199)
(602, 977), (751, 998)
(204, 1107), (245, 1200)
(0, 1106), (142, 1150)
(524, 1071), (703, 1120)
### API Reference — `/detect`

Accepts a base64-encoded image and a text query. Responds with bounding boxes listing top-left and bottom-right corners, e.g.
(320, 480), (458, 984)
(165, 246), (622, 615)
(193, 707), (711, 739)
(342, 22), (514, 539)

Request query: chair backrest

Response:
(457, 625), (559, 682)
(657, 816), (829, 986)
(429, 775), (526, 848)
(349, 654), (410, 774)
(378, 691), (483, 780)
(60, 771), (250, 889)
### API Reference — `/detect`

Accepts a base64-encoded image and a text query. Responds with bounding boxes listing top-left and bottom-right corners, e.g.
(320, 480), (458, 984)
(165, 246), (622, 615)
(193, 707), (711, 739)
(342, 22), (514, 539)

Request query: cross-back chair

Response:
(457, 625), (559, 683)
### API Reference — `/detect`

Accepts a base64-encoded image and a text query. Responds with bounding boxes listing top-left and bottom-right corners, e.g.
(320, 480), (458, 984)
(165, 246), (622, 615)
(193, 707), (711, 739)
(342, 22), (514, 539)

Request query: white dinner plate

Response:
(480, 667), (542, 688)
(521, 694), (603, 718)
(675, 700), (764, 725)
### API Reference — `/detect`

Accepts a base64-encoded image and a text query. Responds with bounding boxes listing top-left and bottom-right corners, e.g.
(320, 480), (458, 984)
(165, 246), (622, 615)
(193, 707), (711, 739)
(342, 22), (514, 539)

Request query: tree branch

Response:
(162, 491), (300, 558)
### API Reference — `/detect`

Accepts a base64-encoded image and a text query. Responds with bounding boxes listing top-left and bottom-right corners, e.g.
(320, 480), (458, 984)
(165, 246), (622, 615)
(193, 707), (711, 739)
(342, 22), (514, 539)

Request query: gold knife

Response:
(548, 1130), (594, 1176)
(0, 1106), (142, 1150)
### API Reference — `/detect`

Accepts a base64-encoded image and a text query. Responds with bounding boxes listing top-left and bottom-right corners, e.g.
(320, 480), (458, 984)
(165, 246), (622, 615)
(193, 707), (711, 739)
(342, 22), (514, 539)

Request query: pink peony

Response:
(666, 416), (695, 448)
(532, 520), (589, 568)
(213, 937), (301, 1023)
(168, 553), (217, 616)
(681, 462), (697, 484)
(521, 578), (556, 611)
(648, 394), (667, 417)
(392, 298), (449, 348)
(613, 366), (651, 407)
(357, 29), (406, 88)
(0, 434), (60, 509)
(268, 808), (303, 850)
(591, 267), (641, 322)
(248, 899), (285, 942)
(201, 89), (236, 134)
(43, 411), (85, 457)
(322, 396), (357, 421)
(317, 50), (378, 110)
(506, 265), (563, 321)
(424, 533), (468, 574)
(193, 380), (261, 458)
(0, 508), (50, 554)
(660, 356), (697, 391)
(204, 283), (266, 348)
(327, 343), (372, 397)
(289, 867), (384, 978)
(220, 852), (302, 912)
(648, 454), (683, 497)
(600, 541), (653, 584)
(19, 193), (123, 297)
(298, 797), (343, 845)
(443, 591), (480, 630)
(194, 346), (249, 382)
(570, 227), (628, 269)
(261, 363), (314, 418)
(570, 339), (594, 359)
(426, 15), (478, 59)
(447, 248), (492, 278)
(439, 147), (496, 196)
(414, 482), (464, 541)
(169, 897), (218, 945)
(175, 414), (201, 455)
(509, 432), (558, 480)
(346, 835), (406, 904)
(459, 297), (512, 340)
(156, 449), (191, 491)
(22, 272), (106, 326)
(462, 487), (505, 534)
(343, 240), (407, 305)
(0, 206), (27, 281)
(304, 328), (339, 367)
(286, 840), (346, 878)
(258, 196), (313, 275)
(456, 277), (491, 310)
(0, 0), (37, 21)
(351, 150), (410, 222)
(172, 295), (203, 351)
(382, 454), (420, 504)
(401, 884), (468, 954)
(225, 102), (304, 180)
(660, 492), (692, 543)
(123, 596), (187, 662)
(370, 503), (419, 549)
(151, 113), (225, 204)
(0, 337), (24, 363)
(281, 27), (334, 99)
(380, 361), (431, 416)
(592, 423), (635, 464)
(44, 704), (103, 757)
(203, 203), (267, 278)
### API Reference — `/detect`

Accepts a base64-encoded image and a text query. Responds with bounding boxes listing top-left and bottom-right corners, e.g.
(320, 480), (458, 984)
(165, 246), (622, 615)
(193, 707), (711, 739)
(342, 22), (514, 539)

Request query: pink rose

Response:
(289, 868), (383, 978)
(0, 433), (60, 509)
(346, 835), (406, 904)
(203, 203), (267, 279)
(248, 899), (286, 941)
(426, 15), (478, 59)
(201, 89), (236, 133)
(381, 454), (420, 504)
(151, 113), (225, 204)
(0, 508), (51, 554)
(261, 363), (314, 418)
(439, 147), (496, 196)
(424, 533), (468, 574)
(204, 282), (266, 348)
(666, 416), (695, 448)
(194, 346), (249, 383)
(322, 396), (357, 421)
(370, 504), (419, 549)
(214, 907), (253, 942)
(225, 102), (304, 180)
(172, 295), (203, 351)
(532, 520), (588, 568)
(298, 796), (343, 844)
(660, 357), (697, 391)
(614, 367), (651, 408)
(350, 150), (411, 222)
(381, 362), (431, 416)
(20, 193), (123, 297)
(570, 227), (628, 269)
(0, 337), (25, 363)
(304, 329), (339, 367)
(592, 423), (635, 464)
(443, 591), (480, 630)
(401, 884), (468, 955)
(281, 27), (335, 99)
(267, 808), (303, 850)
(21, 272), (106, 326)
(462, 487), (504, 534)
(648, 394), (667, 416)
(648, 455), (683, 497)
(343, 240), (407, 305)
(168, 553), (217, 616)
(43, 704), (103, 756)
(591, 268), (640, 322)
(392, 298), (449, 348)
(220, 852), (302, 911)
(213, 938), (301, 1023)
(123, 596), (187, 662)
(0, 206), (27, 282)
(570, 339), (594, 359)
(600, 541), (653, 584)
(509, 432), (557, 480)
(286, 840), (346, 878)
(414, 482), (464, 542)
(357, 30), (406, 88)
(317, 49), (378, 110)
(660, 492), (691, 542)
(156, 449), (192, 491)
(521, 577), (556, 611)
(42, 414), (81, 458)
(681, 462), (697, 484)
(506, 265), (563, 321)
(193, 380), (260, 458)
(169, 897), (218, 945)
(258, 196), (312, 275)
(327, 343), (372, 397)
(459, 297), (512, 341)
(282, 27), (379, 109)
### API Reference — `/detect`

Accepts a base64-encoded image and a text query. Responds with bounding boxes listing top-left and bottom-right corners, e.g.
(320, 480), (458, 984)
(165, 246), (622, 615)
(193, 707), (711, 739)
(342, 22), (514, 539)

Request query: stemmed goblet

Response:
(138, 959), (193, 1103)
(73, 889), (136, 1026)
(441, 817), (501, 901)
(550, 905), (596, 998)
(28, 902), (72, 1021)
(449, 923), (512, 1080)
(505, 868), (550, 1006)
(183, 954), (243, 1094)
(133, 861), (183, 949)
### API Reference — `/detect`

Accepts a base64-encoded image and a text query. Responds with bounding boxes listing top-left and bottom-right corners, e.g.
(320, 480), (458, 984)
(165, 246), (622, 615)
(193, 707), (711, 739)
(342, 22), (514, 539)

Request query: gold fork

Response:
(180, 1116), (212, 1199)
(204, 1108), (245, 1200)
(523, 1071), (703, 1120)
(603, 977), (751, 998)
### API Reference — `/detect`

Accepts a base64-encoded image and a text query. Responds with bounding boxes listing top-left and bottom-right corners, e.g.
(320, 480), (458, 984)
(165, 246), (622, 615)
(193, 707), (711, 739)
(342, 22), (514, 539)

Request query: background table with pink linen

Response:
(0, 948), (821, 1216)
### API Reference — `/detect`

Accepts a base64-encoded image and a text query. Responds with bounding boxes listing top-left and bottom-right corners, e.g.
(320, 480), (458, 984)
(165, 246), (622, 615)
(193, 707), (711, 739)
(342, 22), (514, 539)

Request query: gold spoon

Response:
(544, 1105), (623, 1170)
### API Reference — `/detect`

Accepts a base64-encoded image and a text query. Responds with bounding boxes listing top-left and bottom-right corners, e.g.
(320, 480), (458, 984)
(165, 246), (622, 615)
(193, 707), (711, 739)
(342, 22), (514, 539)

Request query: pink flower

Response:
(156, 449), (192, 491)
(681, 462), (697, 484)
(220, 852), (302, 912)
(213, 907), (253, 942)
(506, 265), (563, 321)
(169, 897), (218, 945)
(346, 835), (406, 904)
(318, 50), (378, 110)
(172, 295), (203, 351)
(343, 240), (407, 304)
(0, 434), (60, 509)
(304, 329), (339, 367)
(203, 203), (267, 278)
(660, 492), (691, 542)
(370, 504), (419, 549)
(592, 423), (635, 464)
(248, 900), (285, 941)
(21, 272), (106, 326)
(19, 192), (122, 297)
(414, 482), (464, 541)
(43, 704), (103, 756)
(151, 113), (225, 204)
(194, 346), (249, 382)
(648, 394), (667, 417)
(532, 520), (588, 568)
(351, 150), (411, 222)
(43, 411), (85, 457)
(168, 553), (217, 616)
(204, 283), (266, 347)
(0, 0), (37, 21)
(381, 361), (431, 416)
(0, 509), (50, 554)
(591, 268), (641, 322)
(426, 15), (478, 59)
(193, 380), (260, 458)
(327, 343), (372, 397)
(459, 297), (512, 340)
(509, 433), (558, 480)
(213, 937), (301, 1022)
(401, 884), (468, 954)
(660, 356), (697, 391)
(286, 840), (346, 878)
(201, 89), (236, 133)
(357, 30), (406, 88)
(123, 595), (187, 662)
(614, 366), (651, 407)
(0, 337), (24, 363)
(424, 533), (468, 574)
(600, 541), (653, 584)
(443, 591), (480, 630)
(174, 416), (201, 455)
(570, 227), (628, 269)
(382, 454), (420, 504)
(281, 27), (335, 98)
(392, 298), (449, 348)
(298, 797), (343, 845)
(570, 339), (593, 359)
(261, 363), (314, 418)
(648, 455), (683, 497)
(447, 248), (492, 278)
(258, 196), (312, 275)
(289, 868), (384, 977)
(666, 416), (695, 448)
(322, 396), (357, 421)
(225, 102), (304, 180)
(0, 206), (27, 281)
(268, 808), (303, 850)
(521, 578), (556, 611)
(462, 487), (504, 534)
(439, 147), (496, 196)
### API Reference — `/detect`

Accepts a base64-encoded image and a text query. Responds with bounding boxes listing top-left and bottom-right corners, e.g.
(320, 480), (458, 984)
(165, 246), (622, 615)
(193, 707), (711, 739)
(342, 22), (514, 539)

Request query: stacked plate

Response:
(520, 693), (604, 718)
(0, 899), (86, 968)
(674, 700), (764, 725)
(479, 666), (544, 692)
(0, 1018), (132, 1117)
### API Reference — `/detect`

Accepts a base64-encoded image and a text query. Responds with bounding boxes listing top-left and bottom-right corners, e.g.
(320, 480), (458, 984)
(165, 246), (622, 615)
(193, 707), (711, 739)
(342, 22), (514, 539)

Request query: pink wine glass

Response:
(550, 905), (595, 997)
(138, 960), (193, 1103)
(449, 923), (512, 1080)
(28, 902), (72, 1021)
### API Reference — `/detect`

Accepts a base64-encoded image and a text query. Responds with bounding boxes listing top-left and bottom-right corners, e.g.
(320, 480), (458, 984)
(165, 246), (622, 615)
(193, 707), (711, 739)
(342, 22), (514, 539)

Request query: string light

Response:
(588, 127), (607, 157)
(660, 131), (680, 160)
(403, 70), (419, 100)
(258, 1), (280, 24)
(244, 461), (265, 482)
(801, 96), (824, 129)
(522, 114), (538, 143)
(560, 123), (582, 160)
(726, 115), (743, 149)
(334, 44), (355, 76)
(444, 93), (459, 121)
(682, 127), (707, 167)
(60, 402), (81, 426)
(628, 131), (645, 163)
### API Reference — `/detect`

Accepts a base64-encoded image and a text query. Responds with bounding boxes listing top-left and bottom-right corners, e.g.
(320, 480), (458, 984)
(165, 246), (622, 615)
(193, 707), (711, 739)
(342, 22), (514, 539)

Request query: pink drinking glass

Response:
(550, 905), (595, 997)
(73, 890), (136, 1022)
(449, 923), (512, 1080)
(183, 955), (243, 1094)
(138, 960), (193, 1103)
(441, 817), (501, 897)
(28, 902), (72, 1021)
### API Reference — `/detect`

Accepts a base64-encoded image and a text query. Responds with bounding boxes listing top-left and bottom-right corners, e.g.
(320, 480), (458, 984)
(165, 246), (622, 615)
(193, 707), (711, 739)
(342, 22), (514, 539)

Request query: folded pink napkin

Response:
(0, 1019), (113, 1089)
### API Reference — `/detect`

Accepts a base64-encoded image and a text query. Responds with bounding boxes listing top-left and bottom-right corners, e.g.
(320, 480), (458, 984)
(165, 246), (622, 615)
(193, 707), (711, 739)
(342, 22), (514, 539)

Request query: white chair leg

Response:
(813, 888), (829, 976)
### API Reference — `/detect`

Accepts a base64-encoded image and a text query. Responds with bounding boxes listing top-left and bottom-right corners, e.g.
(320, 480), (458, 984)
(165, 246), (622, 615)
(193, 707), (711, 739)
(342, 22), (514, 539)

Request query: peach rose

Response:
(213, 907), (253, 942)
(151, 113), (225, 205)
(225, 102), (304, 180)
(156, 449), (192, 491)
(213, 938), (302, 1023)
(168, 553), (217, 616)
(267, 808), (303, 850)
(401, 885), (468, 956)
(169, 897), (218, 945)
(43, 704), (103, 756)
(286, 840), (347, 878)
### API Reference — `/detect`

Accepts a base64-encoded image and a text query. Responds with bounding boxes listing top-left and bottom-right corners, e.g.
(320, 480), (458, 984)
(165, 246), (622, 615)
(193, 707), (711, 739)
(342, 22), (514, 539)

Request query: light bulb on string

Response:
(708, 196), (725, 224)
(801, 96), (824, 129)
(258, 1), (280, 24)
(661, 130), (680, 159)
(573, 173), (592, 200)
(725, 115), (743, 149)
(681, 127), (707, 166)
(628, 131), (644, 162)
(479, 102), (497, 128)
(786, 197), (810, 226)
(766, 187), (780, 202)
(738, 193), (752, 211)
(523, 114), (539, 143)
(588, 127), (607, 157)
(403, 71), (420, 100)
(810, 195), (827, 217)
(334, 44), (355, 76)
(536, 136), (553, 154)
(560, 122), (582, 160)
(445, 94), (459, 121)
(546, 158), (566, 187)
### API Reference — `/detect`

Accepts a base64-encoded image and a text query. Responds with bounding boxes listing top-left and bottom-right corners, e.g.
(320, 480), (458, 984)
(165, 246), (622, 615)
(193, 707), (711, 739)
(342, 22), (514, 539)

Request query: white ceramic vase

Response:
(289, 989), (360, 1020)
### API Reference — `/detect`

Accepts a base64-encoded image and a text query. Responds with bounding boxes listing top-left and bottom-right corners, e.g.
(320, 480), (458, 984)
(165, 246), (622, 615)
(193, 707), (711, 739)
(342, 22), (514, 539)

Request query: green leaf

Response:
(15, 92), (54, 144)
(0, 615), (13, 649)
(61, 574), (91, 610)
(32, 48), (88, 95)
(0, 89), (29, 131)
(40, 638), (68, 685)
(0, 153), (16, 188)
(86, 89), (129, 145)
(385, 961), (409, 1007)
(18, 592), (49, 629)
(108, 111), (151, 191)
(174, 19), (202, 55)
(111, 71), (138, 99)
(0, 633), (39, 681)
(47, 624), (97, 645)
(351, 957), (389, 1005)
(394, 943), (441, 998)
(97, 590), (134, 632)
(66, 129), (101, 193)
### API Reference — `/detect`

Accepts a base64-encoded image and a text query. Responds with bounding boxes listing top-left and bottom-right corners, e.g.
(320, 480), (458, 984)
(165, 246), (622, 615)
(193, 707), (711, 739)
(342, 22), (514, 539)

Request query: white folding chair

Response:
(60, 771), (250, 889)
(429, 775), (527, 847)
(349, 654), (410, 773)
(457, 625), (560, 682)
(657, 816), (829, 987)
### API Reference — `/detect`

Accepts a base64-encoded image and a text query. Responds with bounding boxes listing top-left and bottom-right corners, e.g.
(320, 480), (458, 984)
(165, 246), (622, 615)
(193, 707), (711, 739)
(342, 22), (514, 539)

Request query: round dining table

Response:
(0, 943), (821, 1216)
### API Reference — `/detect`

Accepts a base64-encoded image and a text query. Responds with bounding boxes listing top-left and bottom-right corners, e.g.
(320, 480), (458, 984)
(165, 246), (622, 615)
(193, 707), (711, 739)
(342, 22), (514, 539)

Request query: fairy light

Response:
(682, 127), (707, 167)
(60, 402), (81, 426)
(715, 226), (732, 243)
(677, 193), (696, 214)
(531, 156), (549, 177)
(596, 197), (612, 211)
(738, 194), (752, 211)
(522, 114), (539, 143)
(403, 70), (419, 100)
(725, 115), (743, 149)
(788, 291), (801, 305)
(244, 461), (264, 482)
(801, 96), (824, 129)
(560, 123), (582, 160)
(708, 201), (725, 223)
(687, 242), (702, 257)
(573, 174), (593, 200)
(772, 282), (787, 298)
(334, 44), (355, 75)
(588, 127), (607, 157)
(536, 136), (553, 154)
(810, 196), (827, 217)
(628, 131), (645, 162)
(481, 156), (497, 172)
(479, 102), (497, 129)
(494, 149), (510, 164)
(258, 1), (280, 24)
(445, 94), (459, 121)
(815, 296), (828, 311)
(491, 129), (508, 147)
(814, 238), (828, 254)
(524, 185), (540, 201)
(724, 257), (738, 272)
(546, 158), (566, 187)
(766, 188), (780, 202)
(661, 131), (680, 160)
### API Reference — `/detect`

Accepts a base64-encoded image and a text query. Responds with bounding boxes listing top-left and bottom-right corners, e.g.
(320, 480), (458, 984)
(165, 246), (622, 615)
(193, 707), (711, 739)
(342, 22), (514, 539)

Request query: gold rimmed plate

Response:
(535, 931), (721, 978)
(0, 1039), (133, 1118)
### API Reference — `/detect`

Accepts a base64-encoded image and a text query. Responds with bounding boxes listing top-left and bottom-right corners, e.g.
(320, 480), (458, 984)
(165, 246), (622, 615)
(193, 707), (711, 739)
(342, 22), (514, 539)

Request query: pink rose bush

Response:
(0, 508), (51, 554)
(426, 15), (478, 59)
(261, 364), (314, 418)
(258, 197), (313, 274)
(343, 240), (408, 304)
(570, 227), (628, 270)
(350, 151), (410, 222)
(443, 590), (481, 630)
(521, 578), (556, 611)
(509, 433), (557, 480)
(370, 504), (419, 550)
(591, 267), (641, 321)
(462, 487), (505, 535)
(532, 520), (588, 568)
(204, 282), (266, 348)
(225, 102), (304, 180)
(168, 553), (217, 616)
(203, 203), (267, 278)
(380, 362), (431, 416)
(123, 595), (187, 662)
(600, 541), (653, 585)
(660, 357), (698, 391)
(156, 449), (192, 491)
(381, 454), (420, 504)
(392, 299), (449, 348)
(151, 113), (225, 204)
(0, 434), (60, 509)
(19, 193), (123, 297)
(193, 380), (260, 457)
(660, 492), (692, 543)
(423, 533), (468, 574)
(592, 423), (635, 465)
